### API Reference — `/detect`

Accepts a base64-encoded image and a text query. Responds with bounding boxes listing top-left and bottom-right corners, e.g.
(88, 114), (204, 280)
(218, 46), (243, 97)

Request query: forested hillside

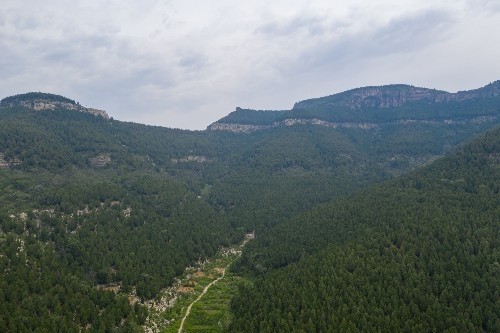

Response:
(229, 127), (500, 332)
(0, 86), (498, 332)
(0, 96), (239, 331)
(207, 82), (499, 230)
(2, 89), (499, 233)
(0, 169), (240, 331)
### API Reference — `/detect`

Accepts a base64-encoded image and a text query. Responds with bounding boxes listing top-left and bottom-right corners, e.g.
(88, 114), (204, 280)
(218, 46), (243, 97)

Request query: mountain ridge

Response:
(209, 81), (500, 132)
(293, 80), (500, 109)
(1, 81), (499, 331)
(1, 82), (499, 132)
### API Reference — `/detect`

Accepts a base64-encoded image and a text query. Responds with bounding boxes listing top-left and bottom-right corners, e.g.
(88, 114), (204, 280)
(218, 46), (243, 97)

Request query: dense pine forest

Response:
(229, 127), (500, 332)
(0, 84), (499, 332)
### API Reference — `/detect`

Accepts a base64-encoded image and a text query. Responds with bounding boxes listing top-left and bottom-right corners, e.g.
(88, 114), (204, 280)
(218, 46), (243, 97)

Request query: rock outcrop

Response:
(170, 155), (208, 163)
(0, 152), (22, 168)
(0, 153), (8, 168)
(90, 154), (112, 167)
(207, 119), (380, 133)
(0, 93), (109, 119)
(207, 123), (272, 133)
(208, 116), (497, 133)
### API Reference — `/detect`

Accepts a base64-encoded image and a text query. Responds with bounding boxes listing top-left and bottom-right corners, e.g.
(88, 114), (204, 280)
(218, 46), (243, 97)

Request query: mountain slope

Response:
(206, 83), (500, 230)
(204, 82), (500, 231)
(0, 84), (498, 331)
(229, 126), (500, 332)
(0, 95), (239, 332)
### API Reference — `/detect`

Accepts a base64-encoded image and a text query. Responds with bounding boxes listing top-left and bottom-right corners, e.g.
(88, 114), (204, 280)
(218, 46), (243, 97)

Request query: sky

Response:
(1, 0), (500, 130)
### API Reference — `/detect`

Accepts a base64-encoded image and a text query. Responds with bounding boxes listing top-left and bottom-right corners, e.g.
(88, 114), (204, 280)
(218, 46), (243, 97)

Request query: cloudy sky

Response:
(1, 0), (500, 129)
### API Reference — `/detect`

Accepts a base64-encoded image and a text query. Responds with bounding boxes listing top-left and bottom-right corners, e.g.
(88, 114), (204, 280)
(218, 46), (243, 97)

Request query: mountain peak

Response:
(293, 84), (445, 110)
(0, 92), (109, 119)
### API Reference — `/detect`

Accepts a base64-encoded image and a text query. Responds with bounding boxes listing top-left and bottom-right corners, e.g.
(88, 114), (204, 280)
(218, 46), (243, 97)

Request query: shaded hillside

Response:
(207, 116), (499, 230)
(229, 127), (500, 332)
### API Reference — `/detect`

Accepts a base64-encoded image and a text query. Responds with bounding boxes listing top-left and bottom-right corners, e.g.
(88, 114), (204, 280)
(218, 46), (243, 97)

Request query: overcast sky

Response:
(1, 0), (500, 130)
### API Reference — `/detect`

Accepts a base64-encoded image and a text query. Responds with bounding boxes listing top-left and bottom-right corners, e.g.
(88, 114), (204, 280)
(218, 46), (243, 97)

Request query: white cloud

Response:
(1, 0), (499, 129)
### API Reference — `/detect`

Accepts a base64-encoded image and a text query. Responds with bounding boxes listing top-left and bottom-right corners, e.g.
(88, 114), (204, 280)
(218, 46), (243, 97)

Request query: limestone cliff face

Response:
(207, 123), (272, 133)
(0, 93), (109, 119)
(207, 117), (382, 133)
(293, 81), (500, 110)
(208, 116), (496, 133)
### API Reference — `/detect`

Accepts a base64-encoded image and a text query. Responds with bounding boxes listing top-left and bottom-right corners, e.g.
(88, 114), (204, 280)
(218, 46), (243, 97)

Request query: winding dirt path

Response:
(177, 267), (226, 333)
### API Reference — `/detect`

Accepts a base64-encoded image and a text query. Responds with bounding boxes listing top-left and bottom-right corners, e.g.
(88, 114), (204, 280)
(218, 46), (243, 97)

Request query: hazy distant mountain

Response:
(209, 81), (500, 132)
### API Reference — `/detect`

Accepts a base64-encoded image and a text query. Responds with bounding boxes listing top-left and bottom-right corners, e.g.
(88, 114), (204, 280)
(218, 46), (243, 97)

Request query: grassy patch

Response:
(144, 235), (255, 333)
(182, 273), (246, 332)
(153, 254), (247, 333)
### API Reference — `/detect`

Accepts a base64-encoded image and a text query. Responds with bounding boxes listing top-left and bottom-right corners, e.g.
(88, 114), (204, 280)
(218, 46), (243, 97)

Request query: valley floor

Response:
(144, 234), (253, 333)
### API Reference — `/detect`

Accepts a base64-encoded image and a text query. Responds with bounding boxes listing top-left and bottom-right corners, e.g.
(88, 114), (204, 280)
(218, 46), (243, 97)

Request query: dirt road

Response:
(177, 267), (226, 333)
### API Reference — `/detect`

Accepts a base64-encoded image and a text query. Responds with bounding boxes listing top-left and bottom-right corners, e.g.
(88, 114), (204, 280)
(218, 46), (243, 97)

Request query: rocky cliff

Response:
(293, 81), (500, 110)
(207, 118), (380, 133)
(0, 92), (109, 119)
